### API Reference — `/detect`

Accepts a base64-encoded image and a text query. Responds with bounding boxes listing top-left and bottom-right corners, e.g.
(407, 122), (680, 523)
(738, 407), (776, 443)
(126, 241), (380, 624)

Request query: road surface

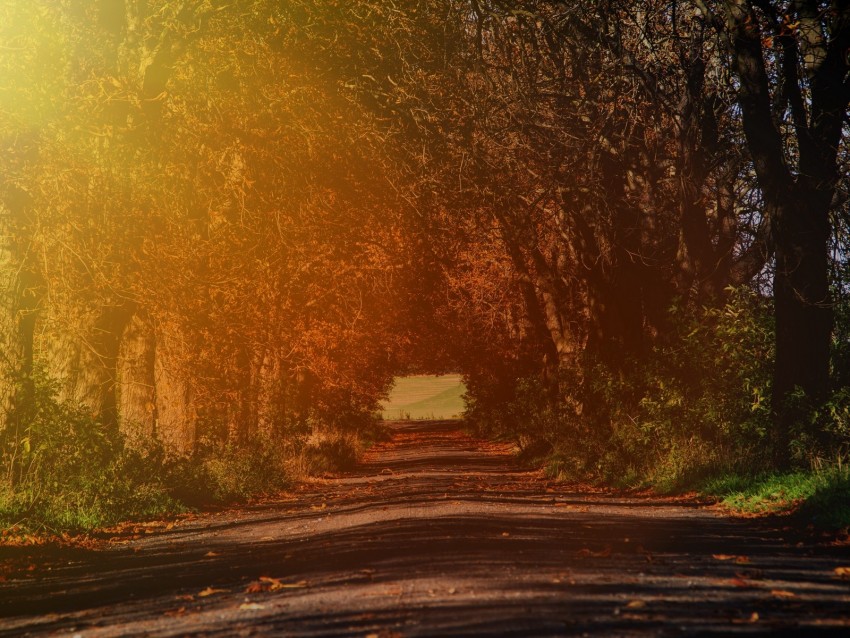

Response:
(1, 420), (849, 636)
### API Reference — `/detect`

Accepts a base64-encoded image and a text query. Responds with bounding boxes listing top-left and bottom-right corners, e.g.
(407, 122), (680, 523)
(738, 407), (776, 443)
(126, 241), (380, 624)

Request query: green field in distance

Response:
(380, 374), (466, 420)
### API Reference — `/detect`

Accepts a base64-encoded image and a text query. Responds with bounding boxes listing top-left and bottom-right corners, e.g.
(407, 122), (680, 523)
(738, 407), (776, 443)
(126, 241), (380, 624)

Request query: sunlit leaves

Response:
(0, 0), (421, 454)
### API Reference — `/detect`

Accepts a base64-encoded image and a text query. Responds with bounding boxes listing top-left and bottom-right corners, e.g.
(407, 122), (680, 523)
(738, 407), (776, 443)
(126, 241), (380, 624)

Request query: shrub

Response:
(466, 288), (780, 489)
(0, 366), (296, 532)
(0, 367), (157, 531)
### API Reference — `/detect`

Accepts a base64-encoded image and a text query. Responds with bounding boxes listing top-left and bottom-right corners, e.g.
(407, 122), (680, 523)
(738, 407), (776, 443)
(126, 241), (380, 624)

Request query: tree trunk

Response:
(716, 0), (849, 465)
(498, 229), (562, 393)
(154, 324), (195, 456)
(116, 312), (156, 450)
(37, 304), (126, 428)
(771, 192), (833, 465)
(254, 348), (285, 440)
(292, 366), (316, 436)
(0, 205), (23, 435)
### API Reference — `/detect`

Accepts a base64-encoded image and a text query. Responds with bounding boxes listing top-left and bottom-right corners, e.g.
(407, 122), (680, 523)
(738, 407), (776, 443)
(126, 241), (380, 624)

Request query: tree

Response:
(693, 0), (850, 461)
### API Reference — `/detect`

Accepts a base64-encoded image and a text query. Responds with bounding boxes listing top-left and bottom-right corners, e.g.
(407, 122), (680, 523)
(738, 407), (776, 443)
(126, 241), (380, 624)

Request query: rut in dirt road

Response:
(1, 420), (850, 637)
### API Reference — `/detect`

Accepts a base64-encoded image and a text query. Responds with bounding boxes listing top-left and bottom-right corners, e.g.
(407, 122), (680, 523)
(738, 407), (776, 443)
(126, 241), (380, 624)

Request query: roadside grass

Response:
(537, 442), (850, 531)
(0, 479), (184, 538)
(0, 419), (390, 538)
(701, 465), (850, 529)
(0, 441), (293, 537)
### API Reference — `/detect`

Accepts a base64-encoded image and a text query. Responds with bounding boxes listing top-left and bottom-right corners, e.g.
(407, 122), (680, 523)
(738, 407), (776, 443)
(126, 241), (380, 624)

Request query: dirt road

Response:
(2, 420), (850, 636)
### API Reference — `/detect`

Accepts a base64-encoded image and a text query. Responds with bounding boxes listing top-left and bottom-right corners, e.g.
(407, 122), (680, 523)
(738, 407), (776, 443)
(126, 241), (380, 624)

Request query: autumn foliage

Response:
(1, 1), (849, 529)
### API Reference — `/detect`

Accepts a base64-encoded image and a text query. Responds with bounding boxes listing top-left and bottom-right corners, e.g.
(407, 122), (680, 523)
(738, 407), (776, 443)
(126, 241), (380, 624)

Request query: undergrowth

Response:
(468, 288), (850, 529)
(0, 368), (372, 535)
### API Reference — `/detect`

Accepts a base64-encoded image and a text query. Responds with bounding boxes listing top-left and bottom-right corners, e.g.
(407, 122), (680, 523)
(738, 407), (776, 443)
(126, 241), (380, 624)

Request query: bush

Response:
(300, 430), (359, 476)
(464, 288), (781, 489)
(0, 367), (296, 533)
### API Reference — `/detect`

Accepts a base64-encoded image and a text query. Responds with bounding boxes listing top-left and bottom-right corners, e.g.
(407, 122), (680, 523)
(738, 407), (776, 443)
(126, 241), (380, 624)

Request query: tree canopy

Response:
(1, 1), (849, 524)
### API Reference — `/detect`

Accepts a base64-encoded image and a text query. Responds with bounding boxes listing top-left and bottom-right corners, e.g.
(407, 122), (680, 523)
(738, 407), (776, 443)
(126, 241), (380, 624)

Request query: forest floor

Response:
(2, 420), (850, 637)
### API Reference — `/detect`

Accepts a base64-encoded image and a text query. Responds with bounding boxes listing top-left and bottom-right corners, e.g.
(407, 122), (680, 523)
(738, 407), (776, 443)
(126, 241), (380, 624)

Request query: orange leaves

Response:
(712, 554), (750, 564)
(728, 577), (754, 588)
(245, 576), (308, 593)
(719, 609), (762, 625)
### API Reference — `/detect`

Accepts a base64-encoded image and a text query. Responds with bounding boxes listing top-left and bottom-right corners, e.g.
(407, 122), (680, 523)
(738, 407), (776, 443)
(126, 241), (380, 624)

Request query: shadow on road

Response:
(1, 420), (849, 636)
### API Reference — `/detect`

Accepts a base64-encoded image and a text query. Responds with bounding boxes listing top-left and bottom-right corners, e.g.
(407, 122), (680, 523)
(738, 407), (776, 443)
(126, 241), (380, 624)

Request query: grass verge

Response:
(700, 465), (850, 529)
(536, 443), (850, 531)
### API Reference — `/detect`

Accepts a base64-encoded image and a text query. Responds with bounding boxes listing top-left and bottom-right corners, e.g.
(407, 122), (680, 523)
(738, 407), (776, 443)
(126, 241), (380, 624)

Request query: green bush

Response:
(465, 288), (781, 489)
(592, 288), (775, 485)
(0, 367), (296, 533)
(0, 367), (182, 531)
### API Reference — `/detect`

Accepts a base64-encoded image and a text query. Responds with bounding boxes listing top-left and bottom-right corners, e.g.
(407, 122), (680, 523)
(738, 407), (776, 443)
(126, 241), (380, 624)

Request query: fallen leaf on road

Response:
(246, 576), (308, 593)
(239, 602), (266, 610)
(203, 551), (219, 557)
(626, 600), (646, 608)
(712, 554), (735, 561)
(770, 589), (797, 598)
(737, 569), (764, 580)
(501, 532), (510, 537)
(730, 578), (754, 588)
(198, 587), (228, 597)
(731, 611), (760, 625)
(274, 579), (308, 589)
(834, 566), (850, 578)
(350, 613), (376, 621)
